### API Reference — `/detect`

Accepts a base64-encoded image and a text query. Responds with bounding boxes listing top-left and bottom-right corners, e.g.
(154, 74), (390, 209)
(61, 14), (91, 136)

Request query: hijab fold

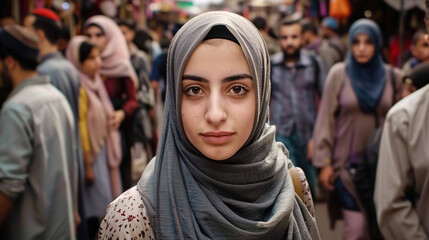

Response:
(84, 15), (138, 88)
(345, 19), (387, 113)
(66, 36), (122, 196)
(138, 11), (319, 239)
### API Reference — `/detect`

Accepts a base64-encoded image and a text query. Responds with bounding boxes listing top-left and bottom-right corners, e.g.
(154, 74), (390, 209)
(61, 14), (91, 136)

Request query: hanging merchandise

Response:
(100, 0), (119, 17)
(319, 0), (327, 17)
(329, 0), (351, 19)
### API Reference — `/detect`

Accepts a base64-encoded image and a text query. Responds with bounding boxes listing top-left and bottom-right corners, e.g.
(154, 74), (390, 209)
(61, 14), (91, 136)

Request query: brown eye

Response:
(185, 86), (204, 96)
(228, 84), (248, 96)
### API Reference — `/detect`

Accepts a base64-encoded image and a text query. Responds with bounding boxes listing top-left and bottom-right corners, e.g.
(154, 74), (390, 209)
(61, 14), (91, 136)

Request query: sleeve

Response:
(121, 77), (139, 117)
(149, 55), (162, 81)
(98, 186), (154, 240)
(0, 104), (33, 198)
(79, 88), (91, 154)
(315, 55), (327, 98)
(295, 167), (315, 217)
(393, 67), (403, 103)
(374, 110), (428, 240)
(312, 64), (342, 168)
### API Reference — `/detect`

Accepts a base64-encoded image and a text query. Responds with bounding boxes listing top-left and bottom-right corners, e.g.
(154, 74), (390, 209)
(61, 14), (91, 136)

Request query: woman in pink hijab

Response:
(84, 15), (138, 191)
(66, 35), (122, 239)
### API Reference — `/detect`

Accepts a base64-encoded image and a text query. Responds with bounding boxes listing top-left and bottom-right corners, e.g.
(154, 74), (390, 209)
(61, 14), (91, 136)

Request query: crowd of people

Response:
(0, 2), (429, 240)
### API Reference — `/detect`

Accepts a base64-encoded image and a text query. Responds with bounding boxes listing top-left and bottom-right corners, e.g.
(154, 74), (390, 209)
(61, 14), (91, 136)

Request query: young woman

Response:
(98, 11), (319, 239)
(313, 19), (402, 239)
(66, 36), (122, 239)
(84, 16), (139, 192)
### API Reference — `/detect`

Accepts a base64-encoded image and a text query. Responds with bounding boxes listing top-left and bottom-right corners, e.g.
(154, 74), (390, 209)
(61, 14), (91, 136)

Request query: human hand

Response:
(74, 209), (81, 232)
(109, 110), (125, 131)
(307, 139), (313, 161)
(84, 152), (95, 186)
(319, 165), (335, 191)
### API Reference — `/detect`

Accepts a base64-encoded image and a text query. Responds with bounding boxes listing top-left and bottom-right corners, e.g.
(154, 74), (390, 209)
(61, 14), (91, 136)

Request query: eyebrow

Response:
(182, 74), (253, 83)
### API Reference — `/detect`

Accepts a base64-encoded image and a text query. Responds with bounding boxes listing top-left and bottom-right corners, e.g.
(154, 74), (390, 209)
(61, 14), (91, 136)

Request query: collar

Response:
(129, 43), (139, 56)
(304, 39), (322, 52)
(8, 75), (50, 100)
(39, 51), (64, 64)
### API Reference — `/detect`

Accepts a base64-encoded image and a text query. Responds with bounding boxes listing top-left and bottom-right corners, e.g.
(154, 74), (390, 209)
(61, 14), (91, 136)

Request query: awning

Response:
(383, 0), (425, 11)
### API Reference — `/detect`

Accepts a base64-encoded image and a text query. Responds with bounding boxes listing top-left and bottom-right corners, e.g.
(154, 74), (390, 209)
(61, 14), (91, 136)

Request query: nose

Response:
(358, 42), (366, 52)
(205, 92), (227, 126)
(89, 35), (97, 44)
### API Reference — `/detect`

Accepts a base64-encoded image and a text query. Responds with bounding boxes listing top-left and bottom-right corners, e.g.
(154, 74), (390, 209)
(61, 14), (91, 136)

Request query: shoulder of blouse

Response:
(324, 62), (347, 88)
(98, 186), (155, 240)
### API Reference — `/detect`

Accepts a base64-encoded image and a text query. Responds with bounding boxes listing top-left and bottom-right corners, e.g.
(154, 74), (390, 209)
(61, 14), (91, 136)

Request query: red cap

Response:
(32, 8), (60, 21)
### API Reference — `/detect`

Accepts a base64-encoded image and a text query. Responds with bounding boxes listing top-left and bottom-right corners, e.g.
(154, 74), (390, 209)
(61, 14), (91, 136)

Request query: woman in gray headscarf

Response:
(98, 11), (319, 240)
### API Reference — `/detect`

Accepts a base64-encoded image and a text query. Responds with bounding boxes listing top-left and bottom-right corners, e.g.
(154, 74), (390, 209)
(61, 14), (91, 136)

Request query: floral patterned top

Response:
(98, 169), (314, 239)
(98, 186), (155, 239)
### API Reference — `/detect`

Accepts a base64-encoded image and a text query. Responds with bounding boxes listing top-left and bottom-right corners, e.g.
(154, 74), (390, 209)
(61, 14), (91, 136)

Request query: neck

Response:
(309, 35), (320, 44)
(284, 58), (297, 64)
(127, 41), (133, 49)
(39, 41), (58, 57)
(12, 70), (37, 88)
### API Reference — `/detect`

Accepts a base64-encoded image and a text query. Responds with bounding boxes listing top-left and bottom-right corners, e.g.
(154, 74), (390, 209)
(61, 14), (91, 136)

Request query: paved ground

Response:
(315, 202), (343, 240)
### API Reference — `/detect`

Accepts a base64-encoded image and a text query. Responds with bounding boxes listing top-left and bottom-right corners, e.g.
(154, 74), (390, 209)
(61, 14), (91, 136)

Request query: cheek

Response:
(368, 46), (375, 56)
(181, 100), (201, 134)
(351, 46), (358, 56)
(233, 97), (256, 136)
(98, 37), (108, 51)
(82, 62), (95, 75)
(294, 37), (302, 46)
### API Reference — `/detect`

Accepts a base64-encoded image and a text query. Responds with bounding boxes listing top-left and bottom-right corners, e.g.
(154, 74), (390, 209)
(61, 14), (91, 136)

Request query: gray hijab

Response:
(138, 11), (319, 239)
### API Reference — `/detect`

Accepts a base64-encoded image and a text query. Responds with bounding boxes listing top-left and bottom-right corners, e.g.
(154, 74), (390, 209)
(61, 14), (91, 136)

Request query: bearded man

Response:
(270, 14), (326, 199)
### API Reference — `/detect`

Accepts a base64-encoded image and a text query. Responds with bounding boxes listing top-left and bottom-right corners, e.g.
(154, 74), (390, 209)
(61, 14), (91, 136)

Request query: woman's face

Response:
(81, 47), (101, 78)
(85, 25), (107, 52)
(351, 33), (375, 64)
(181, 39), (256, 161)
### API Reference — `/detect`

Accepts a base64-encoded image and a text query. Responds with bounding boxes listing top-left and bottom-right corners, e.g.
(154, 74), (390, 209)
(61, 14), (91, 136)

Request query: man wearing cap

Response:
(374, 2), (429, 238)
(301, 19), (342, 72)
(28, 8), (80, 119)
(320, 17), (346, 59)
(0, 25), (77, 239)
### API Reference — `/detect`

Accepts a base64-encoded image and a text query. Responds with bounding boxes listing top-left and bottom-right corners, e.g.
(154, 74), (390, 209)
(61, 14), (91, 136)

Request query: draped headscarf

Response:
(83, 15), (138, 88)
(66, 36), (122, 197)
(138, 11), (319, 239)
(345, 19), (387, 113)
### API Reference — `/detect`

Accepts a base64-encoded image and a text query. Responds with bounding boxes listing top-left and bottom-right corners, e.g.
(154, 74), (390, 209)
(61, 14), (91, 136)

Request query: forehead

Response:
(185, 39), (247, 68)
(85, 25), (103, 33)
(279, 24), (302, 35)
(119, 25), (132, 32)
(416, 34), (428, 45)
(353, 33), (371, 41)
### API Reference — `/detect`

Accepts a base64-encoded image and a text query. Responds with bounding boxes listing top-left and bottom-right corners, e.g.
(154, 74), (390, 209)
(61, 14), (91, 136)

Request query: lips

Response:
(200, 131), (235, 145)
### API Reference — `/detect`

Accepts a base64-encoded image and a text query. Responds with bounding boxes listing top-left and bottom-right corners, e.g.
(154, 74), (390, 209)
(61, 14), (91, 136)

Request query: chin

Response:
(203, 150), (234, 161)
(355, 57), (370, 64)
